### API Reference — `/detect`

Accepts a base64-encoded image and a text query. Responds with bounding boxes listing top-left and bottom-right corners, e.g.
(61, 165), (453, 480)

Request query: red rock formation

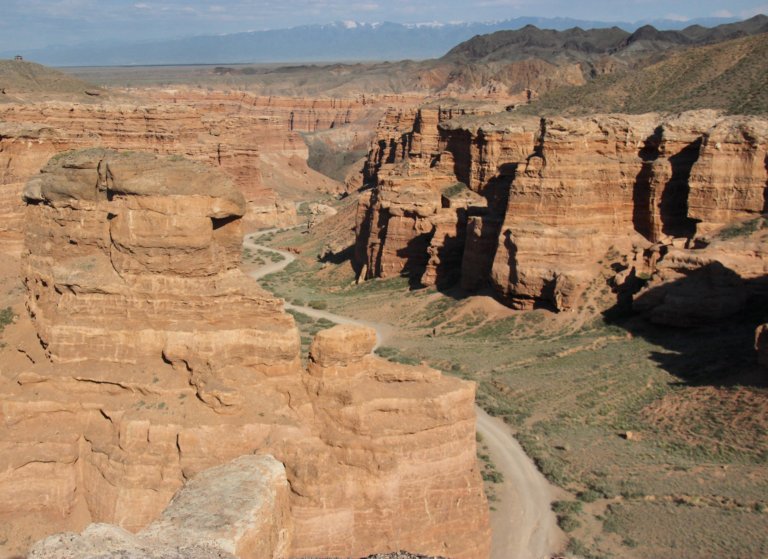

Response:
(688, 117), (768, 234)
(355, 106), (504, 285)
(631, 216), (767, 326)
(1, 150), (490, 559)
(0, 102), (297, 241)
(0, 123), (63, 253)
(356, 109), (768, 311)
(0, 91), (429, 254)
(296, 325), (490, 558)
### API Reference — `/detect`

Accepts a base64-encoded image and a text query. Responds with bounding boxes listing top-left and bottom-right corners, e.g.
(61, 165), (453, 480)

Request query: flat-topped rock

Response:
(309, 324), (377, 367)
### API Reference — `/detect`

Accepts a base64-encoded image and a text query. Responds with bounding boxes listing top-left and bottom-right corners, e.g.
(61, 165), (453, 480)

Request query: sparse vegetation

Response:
(441, 182), (469, 198)
(0, 307), (14, 334)
(374, 346), (420, 366)
(520, 34), (768, 116)
(243, 247), (285, 266)
(715, 217), (766, 240)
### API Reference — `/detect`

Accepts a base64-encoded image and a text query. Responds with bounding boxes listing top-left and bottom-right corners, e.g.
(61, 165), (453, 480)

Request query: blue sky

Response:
(1, 0), (767, 50)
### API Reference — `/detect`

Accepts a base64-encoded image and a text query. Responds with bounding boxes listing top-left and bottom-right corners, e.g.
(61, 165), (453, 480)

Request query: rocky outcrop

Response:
(630, 216), (767, 326)
(0, 92), (429, 254)
(2, 150), (489, 559)
(0, 102), (297, 243)
(489, 114), (658, 309)
(355, 106), (505, 286)
(29, 455), (289, 559)
(22, 149), (298, 373)
(29, 524), (237, 559)
(355, 109), (768, 312)
(0, 122), (67, 253)
(298, 325), (490, 558)
(688, 117), (768, 234)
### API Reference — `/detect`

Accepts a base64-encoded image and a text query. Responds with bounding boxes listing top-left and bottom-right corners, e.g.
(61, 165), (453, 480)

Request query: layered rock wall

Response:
(1, 150), (490, 559)
(355, 109), (768, 311)
(0, 102), (297, 240)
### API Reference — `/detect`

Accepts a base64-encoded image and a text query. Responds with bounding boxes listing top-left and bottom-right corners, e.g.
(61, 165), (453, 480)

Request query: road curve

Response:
(244, 232), (392, 348)
(244, 231), (563, 559)
(475, 408), (564, 559)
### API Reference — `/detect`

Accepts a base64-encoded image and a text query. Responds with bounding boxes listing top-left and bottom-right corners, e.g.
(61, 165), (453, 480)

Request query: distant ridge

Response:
(114, 15), (765, 105)
(521, 32), (768, 115)
(0, 59), (102, 101)
(0, 15), (747, 67)
(443, 14), (768, 63)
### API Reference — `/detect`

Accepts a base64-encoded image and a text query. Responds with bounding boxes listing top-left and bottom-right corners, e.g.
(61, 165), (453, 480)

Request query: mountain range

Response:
(0, 15), (747, 67)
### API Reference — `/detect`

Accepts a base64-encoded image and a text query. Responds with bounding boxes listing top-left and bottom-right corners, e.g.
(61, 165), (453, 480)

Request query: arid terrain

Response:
(0, 15), (767, 559)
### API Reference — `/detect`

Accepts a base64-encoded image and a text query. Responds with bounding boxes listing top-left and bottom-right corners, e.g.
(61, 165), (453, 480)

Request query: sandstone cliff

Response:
(0, 101), (297, 246)
(355, 109), (767, 316)
(0, 91), (426, 255)
(0, 150), (490, 559)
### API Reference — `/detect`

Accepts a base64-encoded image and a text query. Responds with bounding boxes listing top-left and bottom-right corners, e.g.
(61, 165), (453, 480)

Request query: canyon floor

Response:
(249, 198), (768, 559)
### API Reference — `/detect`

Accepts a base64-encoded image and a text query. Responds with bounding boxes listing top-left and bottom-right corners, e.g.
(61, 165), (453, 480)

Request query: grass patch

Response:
(715, 217), (765, 240)
(374, 346), (420, 366)
(0, 307), (14, 334)
(441, 181), (469, 198)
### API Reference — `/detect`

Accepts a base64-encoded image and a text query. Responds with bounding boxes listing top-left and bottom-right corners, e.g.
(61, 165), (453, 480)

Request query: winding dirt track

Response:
(244, 232), (563, 559)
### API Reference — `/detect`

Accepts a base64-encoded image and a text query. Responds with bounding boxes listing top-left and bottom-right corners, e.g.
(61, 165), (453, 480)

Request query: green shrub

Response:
(441, 182), (469, 198)
(0, 307), (14, 333)
(482, 469), (504, 484)
(553, 500), (583, 515)
(577, 489), (603, 503)
(557, 514), (581, 532)
(716, 217), (765, 240)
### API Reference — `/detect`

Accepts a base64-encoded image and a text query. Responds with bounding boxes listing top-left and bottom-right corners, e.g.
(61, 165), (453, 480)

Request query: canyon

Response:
(0, 85), (419, 255)
(0, 149), (490, 558)
(0, 18), (766, 557)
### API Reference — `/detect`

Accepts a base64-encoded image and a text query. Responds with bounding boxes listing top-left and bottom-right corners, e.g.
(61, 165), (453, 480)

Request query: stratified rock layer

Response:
(2, 150), (490, 559)
(356, 109), (768, 312)
(0, 92), (421, 253)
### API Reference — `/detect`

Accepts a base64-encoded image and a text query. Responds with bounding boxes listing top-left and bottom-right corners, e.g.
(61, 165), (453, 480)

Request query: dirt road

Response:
(475, 408), (564, 559)
(244, 232), (563, 559)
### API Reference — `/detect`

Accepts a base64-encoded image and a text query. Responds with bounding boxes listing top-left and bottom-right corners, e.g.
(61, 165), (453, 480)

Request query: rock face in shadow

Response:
(355, 109), (768, 312)
(757, 324), (768, 367)
(2, 150), (490, 559)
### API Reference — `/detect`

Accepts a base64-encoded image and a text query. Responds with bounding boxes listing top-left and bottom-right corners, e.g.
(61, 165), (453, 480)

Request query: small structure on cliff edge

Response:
(0, 149), (490, 559)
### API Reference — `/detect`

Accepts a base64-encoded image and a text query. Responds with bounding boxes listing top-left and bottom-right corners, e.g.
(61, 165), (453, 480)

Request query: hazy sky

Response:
(2, 0), (767, 50)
